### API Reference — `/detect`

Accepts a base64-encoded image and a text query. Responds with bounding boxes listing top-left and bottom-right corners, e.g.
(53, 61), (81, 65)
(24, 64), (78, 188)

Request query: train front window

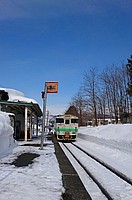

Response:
(71, 119), (78, 123)
(56, 118), (64, 123)
(65, 119), (70, 124)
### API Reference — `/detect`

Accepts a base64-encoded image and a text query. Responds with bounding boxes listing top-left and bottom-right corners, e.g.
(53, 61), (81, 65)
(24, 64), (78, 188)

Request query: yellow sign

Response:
(46, 81), (58, 93)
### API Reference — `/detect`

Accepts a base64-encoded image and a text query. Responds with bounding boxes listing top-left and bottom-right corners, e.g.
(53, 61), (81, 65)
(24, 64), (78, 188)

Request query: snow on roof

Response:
(0, 88), (37, 104)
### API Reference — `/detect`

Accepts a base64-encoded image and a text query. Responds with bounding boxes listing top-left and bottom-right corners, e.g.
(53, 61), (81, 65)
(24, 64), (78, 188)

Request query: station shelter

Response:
(0, 89), (42, 141)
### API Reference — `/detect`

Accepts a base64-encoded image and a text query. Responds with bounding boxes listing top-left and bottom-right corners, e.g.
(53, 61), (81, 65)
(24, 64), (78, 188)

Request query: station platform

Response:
(52, 135), (92, 200)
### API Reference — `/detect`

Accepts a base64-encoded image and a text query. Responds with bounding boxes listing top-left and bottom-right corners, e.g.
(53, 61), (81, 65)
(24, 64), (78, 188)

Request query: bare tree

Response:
(100, 66), (120, 123)
(97, 90), (107, 124)
(70, 90), (87, 126)
(100, 64), (130, 123)
(70, 60), (132, 125)
(82, 67), (99, 126)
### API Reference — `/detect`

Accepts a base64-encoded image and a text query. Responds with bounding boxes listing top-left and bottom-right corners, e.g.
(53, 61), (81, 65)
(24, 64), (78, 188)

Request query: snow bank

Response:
(78, 124), (132, 153)
(0, 111), (13, 136)
(0, 111), (17, 158)
(79, 124), (132, 141)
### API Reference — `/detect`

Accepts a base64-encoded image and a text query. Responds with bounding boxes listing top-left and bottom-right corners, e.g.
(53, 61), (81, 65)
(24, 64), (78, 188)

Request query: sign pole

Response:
(40, 83), (47, 150)
(40, 81), (58, 150)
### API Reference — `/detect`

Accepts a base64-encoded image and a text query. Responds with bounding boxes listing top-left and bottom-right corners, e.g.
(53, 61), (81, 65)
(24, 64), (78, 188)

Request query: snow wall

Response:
(0, 111), (17, 158)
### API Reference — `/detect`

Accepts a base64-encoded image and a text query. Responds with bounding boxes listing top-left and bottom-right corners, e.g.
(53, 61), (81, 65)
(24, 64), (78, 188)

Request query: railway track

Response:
(59, 142), (132, 200)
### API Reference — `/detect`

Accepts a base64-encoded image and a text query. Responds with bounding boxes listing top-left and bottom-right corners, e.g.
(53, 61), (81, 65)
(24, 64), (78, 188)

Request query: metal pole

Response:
(40, 83), (47, 150)
(46, 110), (49, 127)
(25, 107), (28, 141)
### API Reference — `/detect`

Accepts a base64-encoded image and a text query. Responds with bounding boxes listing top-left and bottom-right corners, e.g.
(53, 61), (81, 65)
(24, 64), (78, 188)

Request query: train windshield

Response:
(71, 119), (78, 123)
(65, 119), (70, 124)
(56, 118), (64, 123)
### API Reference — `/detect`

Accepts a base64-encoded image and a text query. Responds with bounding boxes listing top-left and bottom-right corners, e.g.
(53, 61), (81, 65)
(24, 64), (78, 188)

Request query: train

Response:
(55, 114), (78, 141)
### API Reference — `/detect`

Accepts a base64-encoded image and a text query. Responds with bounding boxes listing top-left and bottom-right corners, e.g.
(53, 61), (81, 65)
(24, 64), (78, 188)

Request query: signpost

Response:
(40, 81), (58, 150)
(46, 81), (58, 93)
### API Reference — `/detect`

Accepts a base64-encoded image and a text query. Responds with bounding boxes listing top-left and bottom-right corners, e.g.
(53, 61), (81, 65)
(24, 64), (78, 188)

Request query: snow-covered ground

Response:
(61, 124), (132, 200)
(79, 124), (132, 153)
(0, 111), (63, 200)
(0, 111), (132, 199)
(0, 140), (63, 200)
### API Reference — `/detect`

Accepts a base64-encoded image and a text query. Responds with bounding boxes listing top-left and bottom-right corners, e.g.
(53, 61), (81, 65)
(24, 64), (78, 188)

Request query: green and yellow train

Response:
(55, 114), (78, 141)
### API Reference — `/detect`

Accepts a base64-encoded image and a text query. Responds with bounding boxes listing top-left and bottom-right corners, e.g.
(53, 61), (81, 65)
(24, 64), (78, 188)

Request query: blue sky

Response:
(0, 0), (132, 115)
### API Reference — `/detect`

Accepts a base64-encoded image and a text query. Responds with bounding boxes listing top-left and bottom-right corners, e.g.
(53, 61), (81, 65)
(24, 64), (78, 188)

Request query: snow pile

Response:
(0, 87), (37, 104)
(79, 124), (132, 141)
(0, 111), (17, 158)
(78, 124), (132, 153)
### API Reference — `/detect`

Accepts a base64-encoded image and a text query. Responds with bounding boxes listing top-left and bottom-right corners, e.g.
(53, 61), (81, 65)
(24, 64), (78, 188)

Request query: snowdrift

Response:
(78, 124), (132, 153)
(0, 111), (17, 158)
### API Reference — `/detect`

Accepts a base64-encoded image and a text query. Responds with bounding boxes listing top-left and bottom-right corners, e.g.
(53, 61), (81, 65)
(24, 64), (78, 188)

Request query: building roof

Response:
(0, 88), (42, 117)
